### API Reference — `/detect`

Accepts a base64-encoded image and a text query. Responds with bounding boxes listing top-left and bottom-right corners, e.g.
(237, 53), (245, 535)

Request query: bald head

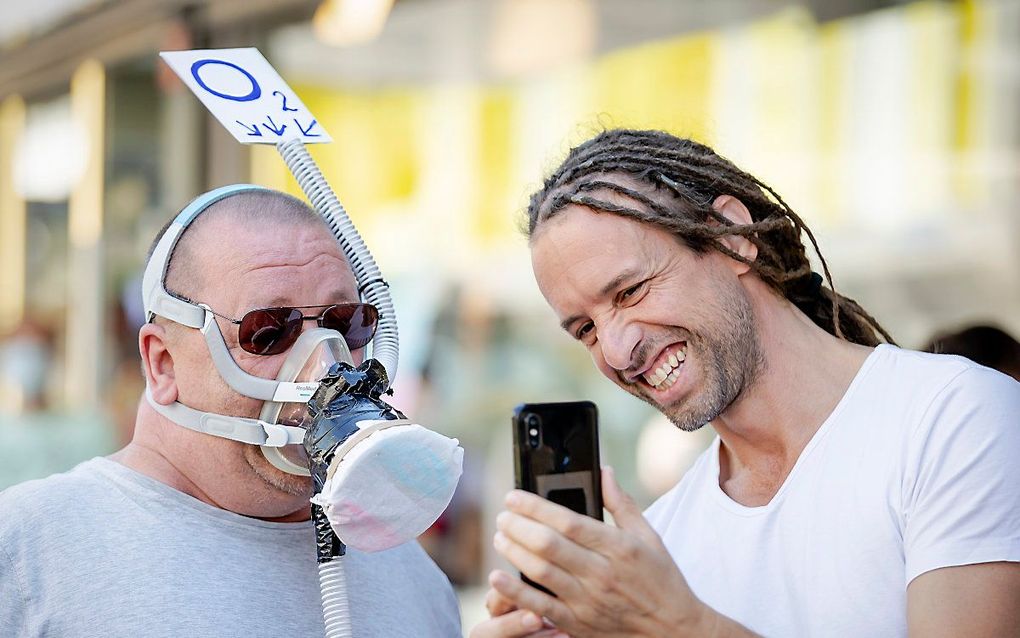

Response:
(148, 190), (331, 303)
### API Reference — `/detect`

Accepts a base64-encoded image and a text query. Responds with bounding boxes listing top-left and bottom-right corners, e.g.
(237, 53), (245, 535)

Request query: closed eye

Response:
(619, 280), (646, 303)
(575, 321), (596, 344)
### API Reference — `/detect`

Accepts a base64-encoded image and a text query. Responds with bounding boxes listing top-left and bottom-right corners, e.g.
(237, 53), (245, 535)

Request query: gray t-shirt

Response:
(0, 457), (461, 637)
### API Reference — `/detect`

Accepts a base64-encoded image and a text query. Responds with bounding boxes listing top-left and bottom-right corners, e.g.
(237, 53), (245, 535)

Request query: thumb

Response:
(602, 466), (658, 542)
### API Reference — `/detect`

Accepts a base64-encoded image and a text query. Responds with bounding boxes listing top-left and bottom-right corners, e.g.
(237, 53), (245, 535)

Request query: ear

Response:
(139, 322), (178, 405)
(711, 195), (758, 275)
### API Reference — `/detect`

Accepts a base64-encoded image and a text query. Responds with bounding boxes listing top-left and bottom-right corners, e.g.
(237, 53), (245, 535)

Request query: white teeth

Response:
(644, 345), (689, 389)
(658, 368), (681, 390)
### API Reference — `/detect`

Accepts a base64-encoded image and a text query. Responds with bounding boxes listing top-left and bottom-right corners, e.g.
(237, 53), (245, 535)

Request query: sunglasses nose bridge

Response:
(311, 311), (334, 329)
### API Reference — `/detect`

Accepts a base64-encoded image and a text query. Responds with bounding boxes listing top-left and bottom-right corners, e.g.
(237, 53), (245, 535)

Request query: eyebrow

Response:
(558, 268), (642, 333)
(261, 290), (354, 308)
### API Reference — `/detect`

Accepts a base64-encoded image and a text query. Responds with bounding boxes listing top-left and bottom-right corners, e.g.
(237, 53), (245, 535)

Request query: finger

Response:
(486, 585), (517, 617)
(490, 566), (574, 630)
(505, 490), (616, 552)
(469, 608), (545, 638)
(493, 530), (580, 598)
(601, 466), (661, 545)
(497, 510), (603, 575)
(515, 629), (567, 638)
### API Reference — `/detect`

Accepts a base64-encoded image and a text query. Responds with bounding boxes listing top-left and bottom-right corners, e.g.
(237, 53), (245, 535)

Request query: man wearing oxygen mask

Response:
(0, 186), (461, 637)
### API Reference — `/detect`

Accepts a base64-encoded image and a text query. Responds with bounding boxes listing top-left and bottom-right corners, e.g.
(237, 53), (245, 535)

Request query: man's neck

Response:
(110, 406), (311, 523)
(711, 297), (874, 506)
(109, 438), (219, 505)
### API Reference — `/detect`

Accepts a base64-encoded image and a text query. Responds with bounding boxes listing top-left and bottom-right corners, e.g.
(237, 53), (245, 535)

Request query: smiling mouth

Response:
(641, 342), (687, 391)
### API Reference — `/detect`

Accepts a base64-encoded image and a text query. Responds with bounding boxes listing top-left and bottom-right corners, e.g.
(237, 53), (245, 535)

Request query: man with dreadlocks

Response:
(472, 130), (1020, 638)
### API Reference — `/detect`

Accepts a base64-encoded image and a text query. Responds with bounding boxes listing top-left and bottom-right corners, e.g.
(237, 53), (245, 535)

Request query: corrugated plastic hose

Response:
(277, 138), (400, 638)
(276, 138), (399, 385)
(318, 561), (354, 638)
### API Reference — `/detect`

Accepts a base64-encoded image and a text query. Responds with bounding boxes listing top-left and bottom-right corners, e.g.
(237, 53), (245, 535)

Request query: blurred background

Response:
(0, 0), (1018, 631)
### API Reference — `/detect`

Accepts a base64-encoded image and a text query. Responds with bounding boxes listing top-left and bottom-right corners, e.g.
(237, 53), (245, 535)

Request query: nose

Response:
(596, 315), (641, 373)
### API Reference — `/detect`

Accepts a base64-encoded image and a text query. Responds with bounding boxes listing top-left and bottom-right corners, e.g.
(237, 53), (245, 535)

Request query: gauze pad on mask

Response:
(310, 422), (464, 552)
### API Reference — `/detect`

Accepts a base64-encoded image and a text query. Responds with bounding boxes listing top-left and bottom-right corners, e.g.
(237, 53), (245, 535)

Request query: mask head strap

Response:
(140, 184), (320, 402)
(142, 184), (269, 328)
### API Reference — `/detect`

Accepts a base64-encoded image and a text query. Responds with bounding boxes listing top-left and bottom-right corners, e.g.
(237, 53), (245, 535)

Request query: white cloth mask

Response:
(310, 420), (464, 552)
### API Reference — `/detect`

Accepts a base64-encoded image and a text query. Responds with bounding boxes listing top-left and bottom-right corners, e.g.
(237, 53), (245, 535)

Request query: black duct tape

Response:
(304, 359), (407, 563)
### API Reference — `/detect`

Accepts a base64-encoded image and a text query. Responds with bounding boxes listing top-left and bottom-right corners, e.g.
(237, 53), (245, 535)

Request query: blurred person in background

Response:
(921, 323), (1020, 382)
(0, 319), (54, 414)
(0, 320), (116, 490)
(0, 187), (459, 637)
(474, 129), (1020, 638)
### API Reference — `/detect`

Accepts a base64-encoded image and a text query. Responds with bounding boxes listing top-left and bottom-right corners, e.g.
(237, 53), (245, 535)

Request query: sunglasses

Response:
(206, 303), (379, 356)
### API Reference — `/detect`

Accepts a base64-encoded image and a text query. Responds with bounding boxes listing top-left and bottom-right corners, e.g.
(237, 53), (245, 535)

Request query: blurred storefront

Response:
(1, 0), (1018, 616)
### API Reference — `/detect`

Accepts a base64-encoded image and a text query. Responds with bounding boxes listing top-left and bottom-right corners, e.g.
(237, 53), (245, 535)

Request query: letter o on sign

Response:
(190, 59), (262, 102)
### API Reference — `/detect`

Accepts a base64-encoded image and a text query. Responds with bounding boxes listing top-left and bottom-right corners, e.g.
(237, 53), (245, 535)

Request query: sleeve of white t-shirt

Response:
(901, 365), (1020, 584)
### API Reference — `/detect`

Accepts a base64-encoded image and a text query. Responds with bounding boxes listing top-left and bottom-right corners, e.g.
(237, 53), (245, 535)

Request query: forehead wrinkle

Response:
(261, 291), (353, 308)
(238, 255), (358, 307)
(239, 251), (348, 275)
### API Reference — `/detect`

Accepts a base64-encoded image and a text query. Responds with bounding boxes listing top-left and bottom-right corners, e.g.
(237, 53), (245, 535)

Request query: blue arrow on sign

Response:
(235, 120), (262, 137)
(263, 115), (287, 136)
(295, 119), (321, 137)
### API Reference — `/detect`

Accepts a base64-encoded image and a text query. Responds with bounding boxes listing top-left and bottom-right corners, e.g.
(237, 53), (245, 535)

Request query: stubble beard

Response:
(630, 283), (766, 432)
(243, 444), (313, 497)
(191, 345), (314, 501)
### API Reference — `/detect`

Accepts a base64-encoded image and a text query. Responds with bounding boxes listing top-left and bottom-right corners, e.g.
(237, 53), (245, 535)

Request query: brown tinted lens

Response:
(322, 304), (378, 350)
(239, 308), (302, 355)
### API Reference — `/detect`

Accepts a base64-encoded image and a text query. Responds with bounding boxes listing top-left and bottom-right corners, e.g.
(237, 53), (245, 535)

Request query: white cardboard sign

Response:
(159, 47), (331, 145)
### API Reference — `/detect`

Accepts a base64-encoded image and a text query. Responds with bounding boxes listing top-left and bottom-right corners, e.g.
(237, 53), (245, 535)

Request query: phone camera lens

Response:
(525, 414), (541, 448)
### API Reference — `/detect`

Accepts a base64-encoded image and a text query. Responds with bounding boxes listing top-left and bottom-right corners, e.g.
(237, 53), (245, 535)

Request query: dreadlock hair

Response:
(526, 129), (894, 347)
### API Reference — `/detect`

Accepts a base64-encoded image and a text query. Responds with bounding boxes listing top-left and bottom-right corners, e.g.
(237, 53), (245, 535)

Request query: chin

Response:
(623, 379), (719, 433)
(663, 405), (715, 432)
(243, 444), (314, 498)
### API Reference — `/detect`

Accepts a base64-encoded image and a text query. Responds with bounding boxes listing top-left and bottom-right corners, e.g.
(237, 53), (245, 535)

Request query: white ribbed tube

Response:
(319, 560), (354, 638)
(276, 139), (399, 386)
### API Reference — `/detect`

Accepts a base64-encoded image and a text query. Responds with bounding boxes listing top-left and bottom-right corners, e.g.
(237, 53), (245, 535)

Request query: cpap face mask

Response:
(258, 327), (354, 476)
(142, 183), (463, 554)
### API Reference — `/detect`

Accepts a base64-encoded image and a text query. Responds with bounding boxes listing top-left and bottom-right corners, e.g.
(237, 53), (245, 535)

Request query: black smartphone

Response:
(512, 401), (604, 594)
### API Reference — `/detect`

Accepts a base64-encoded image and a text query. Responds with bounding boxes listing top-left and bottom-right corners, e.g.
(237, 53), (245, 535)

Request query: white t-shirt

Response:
(0, 457), (461, 637)
(644, 345), (1020, 637)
